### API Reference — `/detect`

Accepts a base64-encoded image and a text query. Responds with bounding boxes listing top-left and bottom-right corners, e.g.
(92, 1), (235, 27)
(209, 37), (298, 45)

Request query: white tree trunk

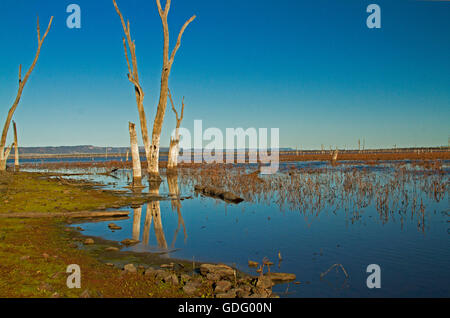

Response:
(113, 0), (153, 173)
(0, 144), (13, 171)
(114, 1), (194, 181)
(13, 121), (19, 169)
(128, 122), (142, 186)
(0, 155), (6, 172)
(148, 134), (161, 179)
(332, 149), (339, 161)
(167, 138), (179, 170)
(148, 1), (195, 181)
(167, 90), (184, 172)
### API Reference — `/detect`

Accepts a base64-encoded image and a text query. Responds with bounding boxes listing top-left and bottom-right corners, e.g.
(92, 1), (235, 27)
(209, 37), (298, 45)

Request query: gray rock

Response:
(183, 280), (202, 296)
(165, 273), (179, 285)
(124, 264), (137, 273)
(121, 238), (140, 246)
(83, 238), (94, 245)
(105, 247), (119, 252)
(108, 223), (122, 230)
(154, 269), (171, 281)
(180, 274), (191, 284)
(144, 267), (158, 277)
(256, 276), (274, 289)
(206, 273), (221, 282)
(200, 264), (235, 280)
(151, 269), (178, 285)
(215, 280), (232, 294)
(216, 289), (237, 298)
(250, 287), (272, 298)
(235, 288), (251, 298)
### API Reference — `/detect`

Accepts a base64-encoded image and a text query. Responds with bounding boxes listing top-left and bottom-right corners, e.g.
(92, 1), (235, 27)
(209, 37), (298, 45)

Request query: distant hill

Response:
(16, 145), (293, 155)
(17, 145), (168, 155)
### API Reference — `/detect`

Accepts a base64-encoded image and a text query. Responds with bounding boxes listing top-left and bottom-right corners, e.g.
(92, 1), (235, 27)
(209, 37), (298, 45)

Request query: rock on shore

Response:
(118, 260), (294, 298)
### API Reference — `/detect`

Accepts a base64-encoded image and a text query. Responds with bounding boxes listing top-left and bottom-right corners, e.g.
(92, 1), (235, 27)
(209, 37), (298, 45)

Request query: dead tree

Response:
(13, 121), (19, 169)
(331, 148), (339, 162)
(113, 0), (152, 170)
(167, 89), (184, 171)
(148, 0), (196, 181)
(128, 122), (142, 186)
(0, 16), (53, 171)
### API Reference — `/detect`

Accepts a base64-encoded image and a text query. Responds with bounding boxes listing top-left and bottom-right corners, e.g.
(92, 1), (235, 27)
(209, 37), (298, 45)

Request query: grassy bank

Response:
(0, 218), (194, 297)
(0, 171), (141, 214)
(0, 172), (207, 298)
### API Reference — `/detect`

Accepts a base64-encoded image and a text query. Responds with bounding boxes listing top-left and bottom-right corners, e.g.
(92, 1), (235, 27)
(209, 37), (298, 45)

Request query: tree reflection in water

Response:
(133, 174), (187, 252)
(167, 172), (187, 248)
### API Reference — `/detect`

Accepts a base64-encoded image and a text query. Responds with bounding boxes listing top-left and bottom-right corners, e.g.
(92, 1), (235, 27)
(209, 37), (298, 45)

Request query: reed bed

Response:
(20, 158), (448, 233)
(177, 162), (448, 233)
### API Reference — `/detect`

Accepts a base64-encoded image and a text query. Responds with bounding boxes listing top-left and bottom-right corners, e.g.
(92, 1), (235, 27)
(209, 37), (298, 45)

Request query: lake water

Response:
(24, 160), (450, 297)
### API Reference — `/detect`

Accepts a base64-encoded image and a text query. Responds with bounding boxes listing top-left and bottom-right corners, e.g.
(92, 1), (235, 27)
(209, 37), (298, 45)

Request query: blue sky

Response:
(0, 0), (448, 149)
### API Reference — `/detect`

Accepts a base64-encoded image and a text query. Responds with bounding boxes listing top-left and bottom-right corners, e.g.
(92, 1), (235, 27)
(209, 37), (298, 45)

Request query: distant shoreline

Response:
(9, 148), (450, 163)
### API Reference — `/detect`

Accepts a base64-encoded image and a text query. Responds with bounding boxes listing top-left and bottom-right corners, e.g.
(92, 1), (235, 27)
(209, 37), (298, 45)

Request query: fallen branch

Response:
(0, 210), (129, 219)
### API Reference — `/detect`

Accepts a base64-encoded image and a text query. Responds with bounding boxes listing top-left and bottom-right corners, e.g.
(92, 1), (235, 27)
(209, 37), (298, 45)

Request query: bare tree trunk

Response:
(148, 0), (196, 181)
(167, 139), (179, 171)
(13, 121), (19, 169)
(331, 148), (339, 162)
(113, 0), (152, 169)
(0, 144), (13, 171)
(0, 16), (53, 172)
(167, 89), (184, 171)
(128, 122), (142, 186)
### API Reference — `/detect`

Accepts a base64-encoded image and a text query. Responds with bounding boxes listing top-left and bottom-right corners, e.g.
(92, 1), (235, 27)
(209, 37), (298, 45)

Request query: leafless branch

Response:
(113, 0), (152, 170)
(0, 15), (53, 169)
(169, 15), (196, 67)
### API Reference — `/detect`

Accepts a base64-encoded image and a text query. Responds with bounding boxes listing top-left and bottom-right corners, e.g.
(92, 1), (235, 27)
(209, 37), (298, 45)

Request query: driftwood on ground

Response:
(0, 210), (129, 219)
